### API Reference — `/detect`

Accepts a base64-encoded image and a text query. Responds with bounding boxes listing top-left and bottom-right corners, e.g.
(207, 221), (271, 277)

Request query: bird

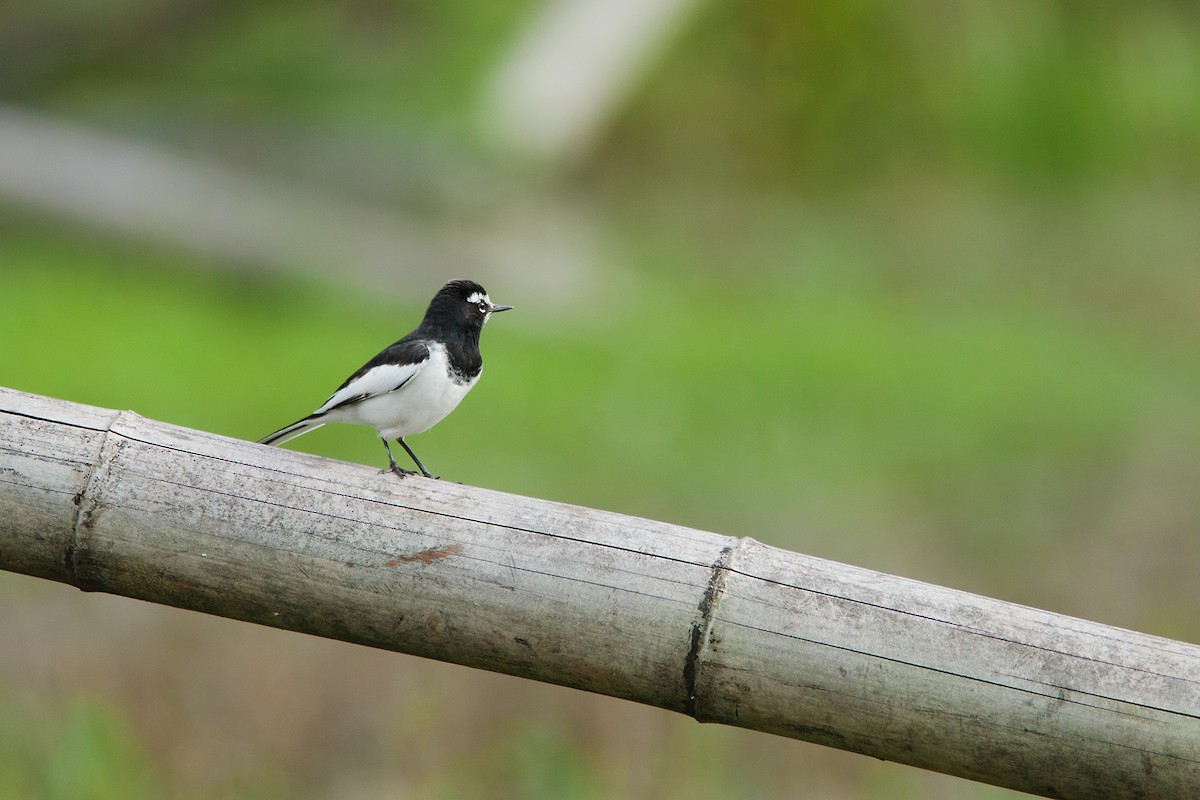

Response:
(259, 279), (512, 479)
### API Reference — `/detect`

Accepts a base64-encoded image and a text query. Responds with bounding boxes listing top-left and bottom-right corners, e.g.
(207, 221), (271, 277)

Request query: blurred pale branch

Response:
(0, 106), (595, 300)
(3, 385), (1198, 800)
(482, 0), (700, 161)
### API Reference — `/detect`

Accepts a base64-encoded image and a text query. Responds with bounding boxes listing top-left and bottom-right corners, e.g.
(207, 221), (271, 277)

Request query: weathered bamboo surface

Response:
(1, 385), (1197, 799)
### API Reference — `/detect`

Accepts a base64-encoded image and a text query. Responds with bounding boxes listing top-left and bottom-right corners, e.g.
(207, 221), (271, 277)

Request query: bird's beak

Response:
(491, 304), (514, 313)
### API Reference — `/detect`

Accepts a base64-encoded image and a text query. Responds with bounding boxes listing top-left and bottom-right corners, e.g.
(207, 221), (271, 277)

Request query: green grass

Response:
(0, 691), (163, 800)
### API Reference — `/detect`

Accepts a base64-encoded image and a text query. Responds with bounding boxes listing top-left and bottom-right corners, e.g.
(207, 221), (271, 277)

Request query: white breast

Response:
(328, 343), (478, 439)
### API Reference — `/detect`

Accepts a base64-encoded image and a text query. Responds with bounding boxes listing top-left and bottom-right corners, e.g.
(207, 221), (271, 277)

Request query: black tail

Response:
(258, 415), (325, 446)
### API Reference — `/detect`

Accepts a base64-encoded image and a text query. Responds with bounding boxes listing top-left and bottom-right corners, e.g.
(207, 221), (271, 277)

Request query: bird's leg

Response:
(398, 438), (437, 479)
(381, 438), (415, 478)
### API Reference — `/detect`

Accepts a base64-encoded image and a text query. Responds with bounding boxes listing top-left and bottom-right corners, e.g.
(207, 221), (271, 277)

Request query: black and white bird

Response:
(259, 279), (511, 479)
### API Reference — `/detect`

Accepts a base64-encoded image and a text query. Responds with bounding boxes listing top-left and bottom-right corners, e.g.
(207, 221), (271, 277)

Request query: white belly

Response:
(331, 344), (478, 439)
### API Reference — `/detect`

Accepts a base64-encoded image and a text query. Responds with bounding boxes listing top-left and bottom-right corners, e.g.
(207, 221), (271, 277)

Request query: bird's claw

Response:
(381, 466), (416, 479)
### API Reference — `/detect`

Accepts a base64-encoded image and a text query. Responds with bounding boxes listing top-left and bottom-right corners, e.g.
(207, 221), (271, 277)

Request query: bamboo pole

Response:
(1, 385), (1197, 799)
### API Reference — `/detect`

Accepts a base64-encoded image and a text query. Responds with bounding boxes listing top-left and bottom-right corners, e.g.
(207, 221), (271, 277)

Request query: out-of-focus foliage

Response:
(605, 1), (1200, 188)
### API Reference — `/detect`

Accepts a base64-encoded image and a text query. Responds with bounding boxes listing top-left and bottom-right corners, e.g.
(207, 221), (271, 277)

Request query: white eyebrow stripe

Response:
(466, 291), (489, 305)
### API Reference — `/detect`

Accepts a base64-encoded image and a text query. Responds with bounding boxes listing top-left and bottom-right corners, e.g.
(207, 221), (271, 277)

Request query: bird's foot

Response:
(381, 465), (417, 479)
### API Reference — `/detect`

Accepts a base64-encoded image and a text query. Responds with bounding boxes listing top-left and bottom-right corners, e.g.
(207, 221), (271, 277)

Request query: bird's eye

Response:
(477, 302), (488, 314)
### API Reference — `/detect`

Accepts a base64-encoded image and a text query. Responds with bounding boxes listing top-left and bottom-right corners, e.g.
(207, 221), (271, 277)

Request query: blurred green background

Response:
(2, 1), (1199, 798)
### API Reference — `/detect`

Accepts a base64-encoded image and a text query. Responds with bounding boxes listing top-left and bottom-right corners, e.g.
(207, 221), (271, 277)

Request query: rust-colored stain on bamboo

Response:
(385, 544), (463, 568)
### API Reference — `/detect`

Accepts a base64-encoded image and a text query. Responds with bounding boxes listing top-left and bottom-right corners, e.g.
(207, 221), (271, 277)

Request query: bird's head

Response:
(425, 279), (513, 335)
